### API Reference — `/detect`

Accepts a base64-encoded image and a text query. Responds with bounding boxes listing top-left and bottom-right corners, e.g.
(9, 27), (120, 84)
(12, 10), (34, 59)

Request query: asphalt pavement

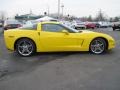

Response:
(0, 27), (3, 34)
(0, 28), (120, 90)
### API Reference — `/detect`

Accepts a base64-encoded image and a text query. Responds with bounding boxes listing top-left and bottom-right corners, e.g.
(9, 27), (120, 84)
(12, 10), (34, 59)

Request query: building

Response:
(15, 13), (42, 22)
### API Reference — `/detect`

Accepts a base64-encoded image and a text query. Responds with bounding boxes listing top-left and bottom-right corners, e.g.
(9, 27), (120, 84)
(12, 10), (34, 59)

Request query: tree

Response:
(109, 17), (113, 22)
(80, 17), (87, 22)
(114, 17), (120, 22)
(87, 15), (93, 21)
(95, 10), (106, 21)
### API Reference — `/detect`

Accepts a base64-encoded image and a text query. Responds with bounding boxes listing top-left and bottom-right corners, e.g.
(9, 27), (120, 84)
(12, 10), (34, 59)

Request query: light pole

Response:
(47, 5), (50, 16)
(58, 0), (60, 19)
(61, 4), (64, 17)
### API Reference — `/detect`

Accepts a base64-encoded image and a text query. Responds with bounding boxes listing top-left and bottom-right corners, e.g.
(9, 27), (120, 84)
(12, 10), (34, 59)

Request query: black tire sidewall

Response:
(113, 28), (115, 31)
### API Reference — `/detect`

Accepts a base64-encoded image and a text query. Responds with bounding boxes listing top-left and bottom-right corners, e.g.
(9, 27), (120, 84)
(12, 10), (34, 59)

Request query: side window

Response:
(20, 24), (37, 30)
(42, 24), (65, 32)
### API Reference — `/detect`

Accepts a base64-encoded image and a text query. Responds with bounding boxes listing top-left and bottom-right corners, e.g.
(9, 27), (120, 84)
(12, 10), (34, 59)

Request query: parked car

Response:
(25, 20), (37, 25)
(112, 22), (120, 31)
(93, 22), (101, 28)
(0, 22), (2, 27)
(60, 21), (73, 28)
(4, 21), (115, 56)
(85, 22), (96, 29)
(98, 21), (111, 28)
(0, 20), (3, 27)
(4, 20), (22, 30)
(72, 21), (86, 29)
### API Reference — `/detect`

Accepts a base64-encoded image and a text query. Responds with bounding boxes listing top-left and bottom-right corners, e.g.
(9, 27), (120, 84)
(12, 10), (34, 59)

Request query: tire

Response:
(75, 27), (77, 29)
(113, 28), (115, 31)
(89, 38), (107, 54)
(16, 38), (36, 57)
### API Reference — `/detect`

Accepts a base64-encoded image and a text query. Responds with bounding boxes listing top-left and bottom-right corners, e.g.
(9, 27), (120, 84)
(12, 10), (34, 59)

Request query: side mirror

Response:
(62, 30), (69, 35)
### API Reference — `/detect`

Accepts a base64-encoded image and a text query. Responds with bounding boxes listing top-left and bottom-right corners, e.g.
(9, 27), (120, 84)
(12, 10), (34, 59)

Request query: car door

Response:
(39, 23), (84, 51)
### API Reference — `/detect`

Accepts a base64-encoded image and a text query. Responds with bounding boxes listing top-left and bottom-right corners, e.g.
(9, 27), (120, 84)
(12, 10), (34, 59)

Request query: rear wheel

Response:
(75, 27), (78, 29)
(16, 38), (36, 57)
(90, 38), (107, 54)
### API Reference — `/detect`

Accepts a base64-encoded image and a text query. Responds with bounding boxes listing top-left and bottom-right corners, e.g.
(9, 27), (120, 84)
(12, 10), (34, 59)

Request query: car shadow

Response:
(0, 52), (76, 80)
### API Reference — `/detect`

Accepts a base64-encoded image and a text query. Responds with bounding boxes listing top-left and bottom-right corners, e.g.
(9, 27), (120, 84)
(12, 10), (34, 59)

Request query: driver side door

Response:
(39, 23), (82, 51)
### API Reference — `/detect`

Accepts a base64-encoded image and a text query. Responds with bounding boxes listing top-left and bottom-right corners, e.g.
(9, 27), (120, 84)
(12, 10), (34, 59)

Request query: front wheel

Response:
(16, 38), (36, 57)
(90, 38), (107, 54)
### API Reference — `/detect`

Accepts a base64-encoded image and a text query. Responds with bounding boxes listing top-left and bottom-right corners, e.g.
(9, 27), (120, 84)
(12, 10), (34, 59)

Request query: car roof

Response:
(5, 20), (21, 24)
(39, 21), (60, 24)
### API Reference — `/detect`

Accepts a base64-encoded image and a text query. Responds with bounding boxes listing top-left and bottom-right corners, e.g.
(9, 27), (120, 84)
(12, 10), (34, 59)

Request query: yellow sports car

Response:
(4, 21), (115, 56)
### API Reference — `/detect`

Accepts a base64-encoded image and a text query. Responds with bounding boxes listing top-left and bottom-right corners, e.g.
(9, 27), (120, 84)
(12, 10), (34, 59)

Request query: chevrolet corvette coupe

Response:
(4, 21), (115, 56)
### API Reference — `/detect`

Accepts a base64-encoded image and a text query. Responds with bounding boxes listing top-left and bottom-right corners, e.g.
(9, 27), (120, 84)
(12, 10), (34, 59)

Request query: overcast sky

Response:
(0, 0), (120, 17)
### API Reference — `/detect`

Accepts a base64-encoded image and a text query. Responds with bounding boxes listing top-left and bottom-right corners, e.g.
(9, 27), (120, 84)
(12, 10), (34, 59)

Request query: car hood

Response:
(77, 30), (114, 40)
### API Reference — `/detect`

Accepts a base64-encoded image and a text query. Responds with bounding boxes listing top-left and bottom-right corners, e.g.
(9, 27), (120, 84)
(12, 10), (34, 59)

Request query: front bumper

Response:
(108, 40), (115, 50)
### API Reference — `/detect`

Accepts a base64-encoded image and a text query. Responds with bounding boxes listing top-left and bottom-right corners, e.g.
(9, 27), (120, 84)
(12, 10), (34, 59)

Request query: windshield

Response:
(61, 23), (79, 33)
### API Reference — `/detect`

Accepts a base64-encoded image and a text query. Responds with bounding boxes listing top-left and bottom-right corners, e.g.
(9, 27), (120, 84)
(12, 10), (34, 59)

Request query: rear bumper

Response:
(112, 27), (120, 29)
(4, 34), (15, 51)
(75, 25), (86, 28)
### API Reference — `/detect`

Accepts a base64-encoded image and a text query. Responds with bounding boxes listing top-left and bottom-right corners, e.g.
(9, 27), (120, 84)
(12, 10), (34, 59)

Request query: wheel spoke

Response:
(99, 44), (103, 46)
(23, 41), (27, 45)
(21, 48), (26, 54)
(94, 47), (98, 52)
(27, 45), (32, 48)
(18, 46), (23, 49)
(98, 46), (104, 51)
(26, 49), (30, 53)
(95, 40), (98, 44)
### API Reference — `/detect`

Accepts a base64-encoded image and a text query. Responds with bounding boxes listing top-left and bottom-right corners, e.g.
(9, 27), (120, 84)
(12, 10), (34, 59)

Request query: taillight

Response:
(17, 24), (22, 27)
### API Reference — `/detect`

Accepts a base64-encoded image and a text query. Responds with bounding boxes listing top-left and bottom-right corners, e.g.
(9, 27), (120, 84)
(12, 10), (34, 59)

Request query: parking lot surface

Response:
(0, 28), (120, 90)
